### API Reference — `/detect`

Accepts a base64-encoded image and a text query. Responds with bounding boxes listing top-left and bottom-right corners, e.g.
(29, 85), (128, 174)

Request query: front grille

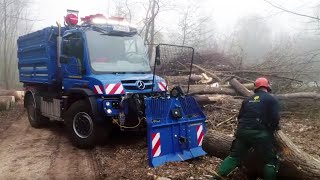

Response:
(121, 80), (153, 90)
(124, 85), (153, 90)
(121, 80), (152, 84)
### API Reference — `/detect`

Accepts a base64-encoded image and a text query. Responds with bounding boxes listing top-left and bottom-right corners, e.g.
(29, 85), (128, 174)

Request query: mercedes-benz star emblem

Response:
(136, 80), (145, 90)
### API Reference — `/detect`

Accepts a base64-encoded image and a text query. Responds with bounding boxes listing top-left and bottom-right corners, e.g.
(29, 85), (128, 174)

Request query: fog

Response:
(31, 0), (318, 34)
(1, 0), (320, 88)
(28, 0), (320, 64)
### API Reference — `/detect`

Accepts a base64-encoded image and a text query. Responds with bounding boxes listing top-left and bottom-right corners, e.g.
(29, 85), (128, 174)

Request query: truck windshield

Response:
(86, 30), (151, 73)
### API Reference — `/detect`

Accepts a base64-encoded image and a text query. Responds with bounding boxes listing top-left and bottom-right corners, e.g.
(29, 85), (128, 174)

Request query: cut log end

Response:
(0, 90), (24, 101)
(0, 96), (15, 111)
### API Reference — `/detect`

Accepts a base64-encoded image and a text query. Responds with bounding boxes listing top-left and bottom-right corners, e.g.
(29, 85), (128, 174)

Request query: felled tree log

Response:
(13, 91), (25, 101)
(193, 94), (242, 106)
(275, 92), (320, 114)
(193, 92), (320, 105)
(192, 64), (222, 82)
(203, 130), (320, 180)
(166, 74), (214, 85)
(199, 73), (213, 84)
(229, 78), (254, 97)
(0, 96), (15, 111)
(188, 85), (237, 95)
(220, 75), (254, 84)
(193, 95), (219, 105)
(0, 99), (11, 111)
(165, 75), (203, 85)
(220, 83), (254, 90)
(276, 92), (320, 100)
(0, 90), (24, 101)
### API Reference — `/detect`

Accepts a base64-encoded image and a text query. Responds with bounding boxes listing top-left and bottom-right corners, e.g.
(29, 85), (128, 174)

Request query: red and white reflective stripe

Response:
(105, 83), (125, 95)
(158, 82), (167, 91)
(93, 85), (104, 95)
(152, 132), (161, 157)
(196, 125), (204, 146)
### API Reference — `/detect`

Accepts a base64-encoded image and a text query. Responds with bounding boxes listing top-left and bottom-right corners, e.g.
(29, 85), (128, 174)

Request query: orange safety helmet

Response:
(254, 77), (271, 92)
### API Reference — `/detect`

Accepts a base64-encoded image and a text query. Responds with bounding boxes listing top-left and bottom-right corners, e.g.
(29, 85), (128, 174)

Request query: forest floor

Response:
(0, 100), (319, 180)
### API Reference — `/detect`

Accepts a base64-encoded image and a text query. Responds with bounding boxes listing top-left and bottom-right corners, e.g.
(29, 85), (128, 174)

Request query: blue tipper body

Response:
(145, 95), (207, 167)
(17, 27), (66, 84)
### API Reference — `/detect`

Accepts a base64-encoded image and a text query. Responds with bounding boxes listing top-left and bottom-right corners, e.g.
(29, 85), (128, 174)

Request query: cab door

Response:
(60, 32), (87, 89)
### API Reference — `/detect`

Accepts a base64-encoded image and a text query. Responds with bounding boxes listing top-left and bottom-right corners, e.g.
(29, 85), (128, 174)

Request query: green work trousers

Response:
(215, 129), (278, 180)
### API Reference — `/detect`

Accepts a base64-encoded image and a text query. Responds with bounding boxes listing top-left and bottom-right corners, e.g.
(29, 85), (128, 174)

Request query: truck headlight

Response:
(106, 102), (111, 106)
(106, 109), (112, 114)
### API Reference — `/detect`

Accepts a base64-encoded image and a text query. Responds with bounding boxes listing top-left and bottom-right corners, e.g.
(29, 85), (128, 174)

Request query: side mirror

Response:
(155, 45), (161, 65)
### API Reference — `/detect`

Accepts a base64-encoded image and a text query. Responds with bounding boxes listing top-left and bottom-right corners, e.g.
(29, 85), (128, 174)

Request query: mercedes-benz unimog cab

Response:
(18, 10), (207, 167)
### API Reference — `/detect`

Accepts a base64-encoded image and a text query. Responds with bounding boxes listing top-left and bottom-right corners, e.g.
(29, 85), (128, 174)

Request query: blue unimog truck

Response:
(17, 10), (206, 167)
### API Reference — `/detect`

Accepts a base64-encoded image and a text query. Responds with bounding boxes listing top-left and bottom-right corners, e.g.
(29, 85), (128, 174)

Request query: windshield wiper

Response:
(130, 71), (151, 74)
(112, 72), (127, 74)
(111, 71), (151, 74)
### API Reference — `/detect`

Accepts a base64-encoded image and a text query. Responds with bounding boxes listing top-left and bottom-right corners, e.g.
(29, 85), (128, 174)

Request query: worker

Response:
(212, 77), (280, 180)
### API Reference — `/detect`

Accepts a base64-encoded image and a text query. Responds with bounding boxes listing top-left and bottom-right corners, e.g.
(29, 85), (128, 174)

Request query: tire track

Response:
(44, 123), (98, 179)
(0, 113), (54, 178)
(0, 110), (26, 140)
(89, 148), (105, 180)
(0, 109), (99, 179)
(47, 126), (63, 180)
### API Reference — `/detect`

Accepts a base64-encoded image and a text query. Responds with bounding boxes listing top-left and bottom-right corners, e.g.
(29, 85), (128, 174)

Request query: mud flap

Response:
(145, 95), (207, 167)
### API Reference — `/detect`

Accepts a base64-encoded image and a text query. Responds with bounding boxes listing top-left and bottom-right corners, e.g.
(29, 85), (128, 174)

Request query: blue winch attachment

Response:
(145, 95), (207, 167)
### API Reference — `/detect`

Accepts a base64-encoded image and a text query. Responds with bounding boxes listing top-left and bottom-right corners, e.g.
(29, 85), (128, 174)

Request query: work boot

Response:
(211, 172), (225, 180)
(263, 164), (277, 180)
(211, 176), (222, 180)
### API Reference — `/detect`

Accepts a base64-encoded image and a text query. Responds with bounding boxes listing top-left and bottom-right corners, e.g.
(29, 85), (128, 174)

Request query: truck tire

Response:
(65, 100), (110, 149)
(25, 94), (48, 128)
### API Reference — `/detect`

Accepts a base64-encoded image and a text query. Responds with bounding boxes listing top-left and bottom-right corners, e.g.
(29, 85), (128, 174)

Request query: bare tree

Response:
(232, 14), (272, 65)
(0, 0), (33, 89)
(170, 4), (215, 50)
(113, 0), (133, 22)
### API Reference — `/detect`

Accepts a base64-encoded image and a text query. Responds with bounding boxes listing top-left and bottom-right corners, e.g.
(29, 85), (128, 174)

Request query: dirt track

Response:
(0, 107), (103, 179)
(0, 104), (223, 180)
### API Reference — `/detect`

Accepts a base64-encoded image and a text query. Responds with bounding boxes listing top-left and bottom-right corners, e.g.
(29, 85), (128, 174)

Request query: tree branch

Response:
(263, 0), (320, 21)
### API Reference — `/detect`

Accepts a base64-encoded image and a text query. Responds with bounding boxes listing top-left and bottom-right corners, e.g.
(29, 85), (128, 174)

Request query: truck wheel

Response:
(25, 94), (47, 128)
(65, 100), (104, 149)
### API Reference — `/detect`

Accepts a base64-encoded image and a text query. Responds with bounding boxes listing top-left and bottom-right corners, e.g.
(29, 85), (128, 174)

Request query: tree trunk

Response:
(203, 130), (320, 180)
(193, 94), (242, 106)
(276, 92), (320, 100)
(166, 74), (212, 85)
(188, 85), (237, 95)
(147, 0), (158, 60)
(229, 78), (253, 97)
(220, 83), (254, 90)
(3, 0), (9, 90)
(165, 75), (202, 84)
(193, 92), (320, 106)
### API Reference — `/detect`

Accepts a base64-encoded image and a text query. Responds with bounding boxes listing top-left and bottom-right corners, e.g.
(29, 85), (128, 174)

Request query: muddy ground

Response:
(0, 102), (319, 179)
